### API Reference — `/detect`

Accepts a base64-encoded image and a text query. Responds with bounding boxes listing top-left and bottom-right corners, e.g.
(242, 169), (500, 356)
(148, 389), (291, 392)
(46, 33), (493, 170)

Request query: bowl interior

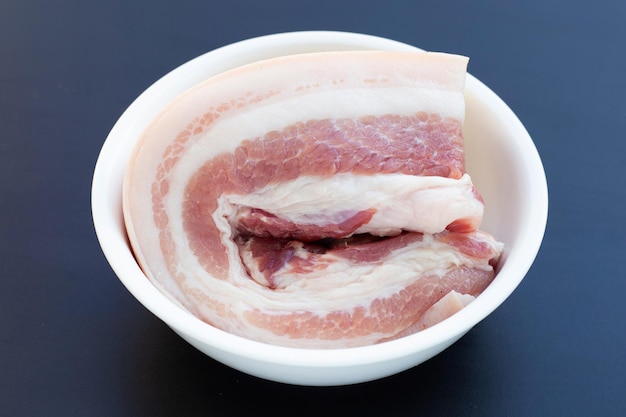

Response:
(92, 31), (547, 385)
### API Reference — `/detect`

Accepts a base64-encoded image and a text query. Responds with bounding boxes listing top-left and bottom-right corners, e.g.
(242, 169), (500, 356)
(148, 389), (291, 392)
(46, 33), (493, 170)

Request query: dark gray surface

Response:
(1, 0), (625, 415)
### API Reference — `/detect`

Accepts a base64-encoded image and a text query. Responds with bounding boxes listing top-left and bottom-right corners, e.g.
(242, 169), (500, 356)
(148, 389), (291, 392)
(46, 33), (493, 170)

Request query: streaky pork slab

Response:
(123, 50), (503, 348)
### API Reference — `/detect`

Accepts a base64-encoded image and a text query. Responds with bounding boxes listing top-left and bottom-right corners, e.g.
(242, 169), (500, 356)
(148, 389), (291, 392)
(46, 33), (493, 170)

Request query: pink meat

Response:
(123, 50), (503, 348)
(235, 207), (378, 241)
(182, 112), (467, 278)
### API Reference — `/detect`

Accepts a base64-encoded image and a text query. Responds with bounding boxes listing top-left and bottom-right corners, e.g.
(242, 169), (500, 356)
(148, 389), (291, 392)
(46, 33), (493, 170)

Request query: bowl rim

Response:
(92, 30), (548, 368)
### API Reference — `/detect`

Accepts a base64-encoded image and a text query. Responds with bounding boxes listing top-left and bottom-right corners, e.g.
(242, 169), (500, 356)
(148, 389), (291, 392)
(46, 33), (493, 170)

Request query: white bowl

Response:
(92, 31), (548, 386)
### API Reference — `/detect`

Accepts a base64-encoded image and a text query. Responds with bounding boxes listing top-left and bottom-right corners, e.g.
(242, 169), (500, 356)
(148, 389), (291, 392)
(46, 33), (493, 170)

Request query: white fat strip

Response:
(225, 173), (483, 235)
(246, 234), (491, 301)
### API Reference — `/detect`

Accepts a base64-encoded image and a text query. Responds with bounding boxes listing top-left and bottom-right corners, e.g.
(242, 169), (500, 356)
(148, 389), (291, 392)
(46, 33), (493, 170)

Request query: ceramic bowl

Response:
(92, 31), (548, 386)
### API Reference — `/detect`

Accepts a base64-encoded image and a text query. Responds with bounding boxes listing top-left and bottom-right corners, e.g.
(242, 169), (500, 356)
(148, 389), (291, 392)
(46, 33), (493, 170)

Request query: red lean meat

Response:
(123, 51), (503, 348)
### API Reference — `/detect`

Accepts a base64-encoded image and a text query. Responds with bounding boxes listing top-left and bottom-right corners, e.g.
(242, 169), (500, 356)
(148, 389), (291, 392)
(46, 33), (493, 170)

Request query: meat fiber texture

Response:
(123, 50), (504, 348)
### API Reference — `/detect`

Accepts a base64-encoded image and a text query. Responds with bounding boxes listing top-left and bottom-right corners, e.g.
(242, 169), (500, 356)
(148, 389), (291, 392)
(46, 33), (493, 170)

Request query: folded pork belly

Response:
(123, 51), (503, 348)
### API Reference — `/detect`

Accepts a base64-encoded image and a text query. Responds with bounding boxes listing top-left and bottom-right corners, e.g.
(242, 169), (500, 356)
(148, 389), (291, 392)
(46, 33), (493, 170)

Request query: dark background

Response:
(1, 0), (625, 415)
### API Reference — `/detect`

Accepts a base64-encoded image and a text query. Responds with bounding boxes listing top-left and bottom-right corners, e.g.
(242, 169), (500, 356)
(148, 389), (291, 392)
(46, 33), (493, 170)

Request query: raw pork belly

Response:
(123, 51), (503, 348)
